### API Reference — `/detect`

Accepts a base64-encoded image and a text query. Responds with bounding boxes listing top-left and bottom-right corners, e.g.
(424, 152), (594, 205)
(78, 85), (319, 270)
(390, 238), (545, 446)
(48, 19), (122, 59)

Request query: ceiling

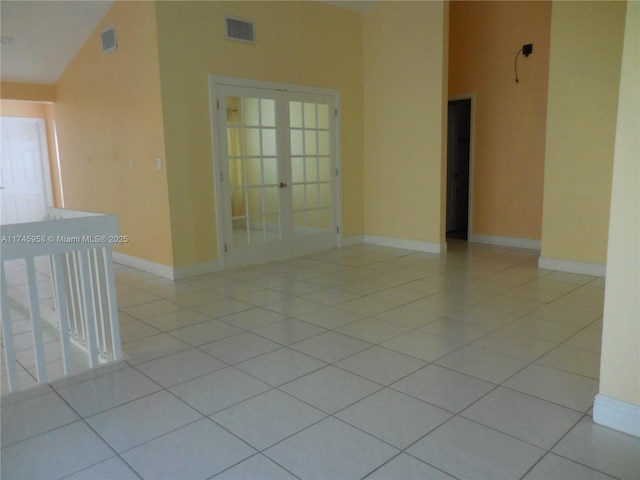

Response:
(1, 1), (114, 84)
(0, 0), (375, 86)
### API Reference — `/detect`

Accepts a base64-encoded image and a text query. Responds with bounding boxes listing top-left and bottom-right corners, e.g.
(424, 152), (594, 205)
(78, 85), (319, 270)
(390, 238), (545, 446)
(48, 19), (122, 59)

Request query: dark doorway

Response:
(446, 99), (471, 240)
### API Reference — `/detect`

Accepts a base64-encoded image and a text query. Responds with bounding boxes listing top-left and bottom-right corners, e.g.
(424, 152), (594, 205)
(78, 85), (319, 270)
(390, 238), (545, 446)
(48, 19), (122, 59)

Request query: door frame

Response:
(0, 116), (54, 219)
(208, 75), (342, 268)
(446, 94), (475, 241)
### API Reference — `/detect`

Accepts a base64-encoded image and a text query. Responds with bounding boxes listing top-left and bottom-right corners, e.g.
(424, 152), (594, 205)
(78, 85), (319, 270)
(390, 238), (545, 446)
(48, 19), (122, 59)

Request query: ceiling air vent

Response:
(101, 26), (117, 53)
(225, 16), (255, 44)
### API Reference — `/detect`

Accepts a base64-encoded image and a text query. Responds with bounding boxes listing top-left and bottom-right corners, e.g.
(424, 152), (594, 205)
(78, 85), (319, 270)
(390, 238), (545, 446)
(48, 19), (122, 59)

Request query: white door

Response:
(213, 80), (339, 266)
(0, 117), (53, 225)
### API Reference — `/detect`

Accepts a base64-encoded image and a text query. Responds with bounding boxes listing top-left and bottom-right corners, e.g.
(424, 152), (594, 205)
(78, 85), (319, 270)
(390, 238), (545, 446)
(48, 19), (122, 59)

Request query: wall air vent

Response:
(101, 26), (117, 53)
(225, 16), (255, 44)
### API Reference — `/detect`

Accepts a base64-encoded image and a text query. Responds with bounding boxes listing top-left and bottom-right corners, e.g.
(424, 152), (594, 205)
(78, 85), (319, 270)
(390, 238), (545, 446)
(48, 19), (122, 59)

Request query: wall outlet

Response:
(523, 43), (533, 57)
(156, 158), (162, 170)
(129, 160), (134, 171)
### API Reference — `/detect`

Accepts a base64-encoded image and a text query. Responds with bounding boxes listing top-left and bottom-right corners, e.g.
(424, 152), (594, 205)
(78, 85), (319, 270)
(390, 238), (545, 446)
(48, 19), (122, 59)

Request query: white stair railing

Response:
(1, 209), (122, 393)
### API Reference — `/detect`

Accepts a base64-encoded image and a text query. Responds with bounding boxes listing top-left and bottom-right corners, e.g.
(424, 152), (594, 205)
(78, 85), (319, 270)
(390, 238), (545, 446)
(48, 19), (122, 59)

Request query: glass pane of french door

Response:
(224, 94), (282, 248)
(289, 100), (333, 237)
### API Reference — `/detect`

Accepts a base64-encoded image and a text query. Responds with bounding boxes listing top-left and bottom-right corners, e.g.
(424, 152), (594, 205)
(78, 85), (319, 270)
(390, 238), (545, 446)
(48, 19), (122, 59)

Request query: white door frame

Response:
(208, 75), (342, 268)
(1, 117), (54, 217)
(446, 94), (475, 240)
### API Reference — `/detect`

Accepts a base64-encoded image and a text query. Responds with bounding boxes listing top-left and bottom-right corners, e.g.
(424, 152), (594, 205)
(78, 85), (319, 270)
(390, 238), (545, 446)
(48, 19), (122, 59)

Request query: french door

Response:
(211, 79), (339, 267)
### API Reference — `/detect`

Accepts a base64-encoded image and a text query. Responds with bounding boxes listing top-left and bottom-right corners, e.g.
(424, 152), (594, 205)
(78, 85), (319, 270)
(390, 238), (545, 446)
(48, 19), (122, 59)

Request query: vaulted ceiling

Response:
(0, 0), (376, 86)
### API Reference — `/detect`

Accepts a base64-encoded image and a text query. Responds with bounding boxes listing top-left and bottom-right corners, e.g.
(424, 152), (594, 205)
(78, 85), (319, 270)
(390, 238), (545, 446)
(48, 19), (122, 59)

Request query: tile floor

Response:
(2, 241), (639, 479)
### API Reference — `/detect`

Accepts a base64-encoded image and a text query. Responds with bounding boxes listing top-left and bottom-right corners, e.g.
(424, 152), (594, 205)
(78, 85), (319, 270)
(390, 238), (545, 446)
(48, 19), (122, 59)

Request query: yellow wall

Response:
(599, 0), (639, 410)
(154, 1), (364, 267)
(1, 82), (56, 102)
(449, 1), (551, 240)
(362, 1), (448, 245)
(541, 1), (626, 264)
(0, 99), (61, 207)
(53, 1), (173, 266)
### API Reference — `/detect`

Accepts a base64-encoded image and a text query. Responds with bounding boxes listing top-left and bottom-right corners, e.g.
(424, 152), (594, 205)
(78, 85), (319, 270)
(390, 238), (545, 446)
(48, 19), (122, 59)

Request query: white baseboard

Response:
(112, 252), (175, 279)
(340, 235), (365, 247)
(364, 235), (446, 254)
(173, 260), (223, 280)
(593, 394), (640, 438)
(538, 256), (606, 277)
(468, 233), (541, 250)
(113, 252), (224, 280)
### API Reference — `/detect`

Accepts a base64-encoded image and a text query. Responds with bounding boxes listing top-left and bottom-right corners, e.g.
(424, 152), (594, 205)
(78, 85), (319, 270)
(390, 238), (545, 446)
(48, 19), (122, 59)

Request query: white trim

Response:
(112, 252), (224, 280)
(173, 260), (224, 280)
(538, 256), (606, 277)
(340, 235), (365, 247)
(364, 235), (445, 254)
(469, 233), (541, 250)
(112, 252), (175, 280)
(593, 394), (640, 438)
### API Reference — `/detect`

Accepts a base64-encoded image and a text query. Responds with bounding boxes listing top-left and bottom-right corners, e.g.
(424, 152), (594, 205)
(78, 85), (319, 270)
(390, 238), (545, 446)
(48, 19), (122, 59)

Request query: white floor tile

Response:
(461, 386), (582, 449)
(1, 391), (80, 447)
(122, 418), (255, 480)
(434, 345), (530, 384)
(169, 367), (271, 415)
(337, 388), (452, 448)
(120, 299), (183, 319)
(250, 318), (325, 345)
(290, 331), (372, 363)
(381, 330), (463, 362)
(553, 417), (640, 480)
(211, 389), (326, 450)
(365, 453), (455, 479)
(1, 421), (113, 480)
(537, 344), (601, 379)
(57, 367), (161, 417)
(504, 364), (599, 412)
(200, 332), (281, 365)
(169, 318), (244, 346)
(292, 305), (365, 329)
(64, 456), (141, 479)
(523, 453), (617, 480)
(374, 306), (441, 329)
(419, 317), (495, 343)
(471, 330), (556, 361)
(280, 365), (382, 414)
(264, 417), (399, 480)
(391, 364), (495, 413)
(218, 307), (288, 330)
(122, 333), (191, 365)
(86, 390), (201, 452)
(336, 317), (409, 344)
(135, 348), (227, 388)
(235, 348), (326, 386)
(335, 346), (427, 386)
(213, 454), (297, 479)
(408, 416), (544, 480)
(141, 309), (211, 332)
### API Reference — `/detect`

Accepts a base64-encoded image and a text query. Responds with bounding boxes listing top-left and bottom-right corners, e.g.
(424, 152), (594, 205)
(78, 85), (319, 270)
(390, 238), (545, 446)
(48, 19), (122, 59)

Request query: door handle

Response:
(279, 181), (288, 189)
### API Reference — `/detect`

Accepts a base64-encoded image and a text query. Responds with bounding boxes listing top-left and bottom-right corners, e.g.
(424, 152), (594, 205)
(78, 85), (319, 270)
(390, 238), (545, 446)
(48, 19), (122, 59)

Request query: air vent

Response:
(101, 26), (117, 53)
(225, 16), (255, 43)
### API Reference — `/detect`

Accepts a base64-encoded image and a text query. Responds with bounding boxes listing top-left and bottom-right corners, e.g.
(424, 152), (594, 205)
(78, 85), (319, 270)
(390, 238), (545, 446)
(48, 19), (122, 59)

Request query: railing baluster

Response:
(25, 257), (47, 384)
(1, 208), (122, 392)
(92, 249), (108, 360)
(78, 250), (99, 367)
(102, 247), (122, 361)
(0, 264), (19, 391)
(51, 254), (73, 376)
